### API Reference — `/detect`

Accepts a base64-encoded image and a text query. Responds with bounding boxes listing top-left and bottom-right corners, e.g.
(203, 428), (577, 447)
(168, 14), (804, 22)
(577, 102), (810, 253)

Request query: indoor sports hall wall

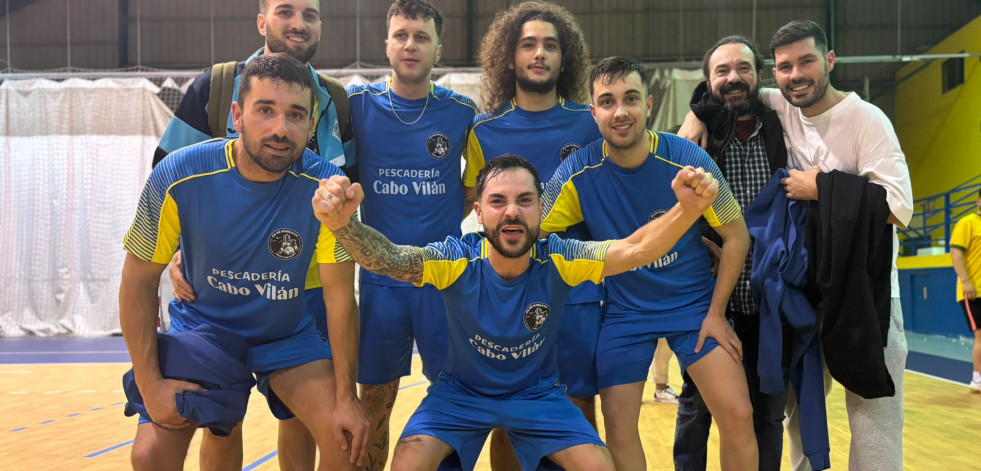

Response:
(0, 78), (170, 336)
(894, 16), (981, 200)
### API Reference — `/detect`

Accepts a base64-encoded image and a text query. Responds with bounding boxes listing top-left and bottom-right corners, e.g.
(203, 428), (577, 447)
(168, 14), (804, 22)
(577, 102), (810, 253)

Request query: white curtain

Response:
(650, 68), (705, 132)
(0, 78), (172, 336)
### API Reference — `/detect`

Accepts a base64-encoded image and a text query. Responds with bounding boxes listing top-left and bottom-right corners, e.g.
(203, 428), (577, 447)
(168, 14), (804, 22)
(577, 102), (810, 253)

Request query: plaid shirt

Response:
(721, 118), (770, 315)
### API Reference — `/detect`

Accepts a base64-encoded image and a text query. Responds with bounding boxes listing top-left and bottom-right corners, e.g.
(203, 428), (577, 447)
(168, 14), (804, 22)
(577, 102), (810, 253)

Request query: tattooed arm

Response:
(312, 175), (425, 285)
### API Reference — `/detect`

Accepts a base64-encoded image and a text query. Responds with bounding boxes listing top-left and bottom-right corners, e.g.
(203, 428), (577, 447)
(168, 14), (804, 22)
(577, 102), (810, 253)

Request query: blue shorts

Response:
(596, 311), (718, 389)
(304, 287), (334, 358)
(402, 375), (604, 471)
(252, 319), (333, 419)
(136, 321), (330, 424)
(357, 281), (447, 384)
(557, 302), (601, 398)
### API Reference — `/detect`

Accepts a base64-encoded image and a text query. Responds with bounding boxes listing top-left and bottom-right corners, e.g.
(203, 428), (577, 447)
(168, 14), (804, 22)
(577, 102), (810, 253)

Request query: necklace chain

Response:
(388, 84), (430, 126)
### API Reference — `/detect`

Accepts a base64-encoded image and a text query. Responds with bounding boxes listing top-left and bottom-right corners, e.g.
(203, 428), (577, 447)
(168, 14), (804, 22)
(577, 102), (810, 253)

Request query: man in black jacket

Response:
(673, 35), (789, 471)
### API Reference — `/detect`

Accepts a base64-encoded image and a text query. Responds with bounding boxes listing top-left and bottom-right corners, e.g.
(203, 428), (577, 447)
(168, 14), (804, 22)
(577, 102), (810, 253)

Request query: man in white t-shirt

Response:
(681, 19), (913, 471)
(767, 20), (912, 471)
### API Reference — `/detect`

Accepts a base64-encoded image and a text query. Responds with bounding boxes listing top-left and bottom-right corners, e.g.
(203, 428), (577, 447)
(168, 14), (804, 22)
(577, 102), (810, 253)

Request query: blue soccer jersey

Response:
(124, 139), (350, 344)
(464, 99), (603, 305)
(348, 80), (478, 287)
(463, 98), (600, 185)
(415, 234), (611, 397)
(543, 132), (741, 331)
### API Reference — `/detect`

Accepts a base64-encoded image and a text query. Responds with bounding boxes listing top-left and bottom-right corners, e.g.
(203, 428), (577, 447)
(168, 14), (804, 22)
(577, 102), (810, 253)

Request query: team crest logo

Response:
(426, 132), (451, 160)
(559, 143), (581, 161)
(332, 121), (341, 140)
(523, 302), (551, 332)
(268, 229), (303, 260)
(649, 209), (668, 221)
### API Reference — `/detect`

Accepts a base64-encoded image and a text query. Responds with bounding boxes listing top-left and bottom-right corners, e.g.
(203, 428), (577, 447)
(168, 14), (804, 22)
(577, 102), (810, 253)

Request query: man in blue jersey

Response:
(543, 56), (757, 470)
(120, 54), (370, 471)
(154, 2), (355, 468)
(312, 154), (721, 471)
(463, 3), (601, 468)
(345, 2), (479, 469)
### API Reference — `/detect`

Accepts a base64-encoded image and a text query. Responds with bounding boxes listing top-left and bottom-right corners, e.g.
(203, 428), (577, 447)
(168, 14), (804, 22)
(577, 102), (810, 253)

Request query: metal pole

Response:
(355, 0), (361, 66)
(945, 193), (952, 252)
(136, 0), (141, 67)
(896, 0), (902, 54)
(210, 0), (215, 64)
(119, 0), (128, 68)
(66, 0), (71, 68)
(6, 0), (11, 72)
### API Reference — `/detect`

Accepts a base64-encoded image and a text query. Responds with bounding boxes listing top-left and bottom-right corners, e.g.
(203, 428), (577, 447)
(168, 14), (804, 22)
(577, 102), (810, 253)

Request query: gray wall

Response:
(0, 0), (978, 113)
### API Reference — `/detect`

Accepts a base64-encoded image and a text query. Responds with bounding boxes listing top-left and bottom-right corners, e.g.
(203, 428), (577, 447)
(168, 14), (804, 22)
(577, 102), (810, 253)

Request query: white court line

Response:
(9, 391), (27, 395)
(112, 389), (123, 393)
(906, 368), (972, 387)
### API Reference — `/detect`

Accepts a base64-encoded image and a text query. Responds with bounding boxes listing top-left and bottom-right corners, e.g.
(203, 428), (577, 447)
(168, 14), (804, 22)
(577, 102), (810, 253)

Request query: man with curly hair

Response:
(461, 2), (600, 469)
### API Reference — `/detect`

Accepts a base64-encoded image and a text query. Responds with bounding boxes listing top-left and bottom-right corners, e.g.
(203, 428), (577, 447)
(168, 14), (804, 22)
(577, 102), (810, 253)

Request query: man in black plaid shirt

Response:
(672, 35), (790, 471)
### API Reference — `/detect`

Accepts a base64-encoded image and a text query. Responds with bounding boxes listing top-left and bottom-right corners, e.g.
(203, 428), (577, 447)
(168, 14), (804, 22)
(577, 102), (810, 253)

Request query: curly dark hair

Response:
(478, 1), (590, 113)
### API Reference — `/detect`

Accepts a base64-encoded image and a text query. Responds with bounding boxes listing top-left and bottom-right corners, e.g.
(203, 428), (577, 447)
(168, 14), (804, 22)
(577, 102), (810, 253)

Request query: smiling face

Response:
(258, 0), (321, 64)
(772, 37), (834, 111)
(476, 167), (542, 259)
(386, 13), (442, 85)
(590, 70), (653, 152)
(707, 42), (759, 116)
(511, 20), (562, 95)
(233, 76), (313, 175)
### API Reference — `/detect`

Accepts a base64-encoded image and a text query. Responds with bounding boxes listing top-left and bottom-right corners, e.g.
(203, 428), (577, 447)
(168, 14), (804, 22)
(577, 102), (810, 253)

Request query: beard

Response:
(241, 125), (304, 174)
(515, 67), (559, 95)
(713, 81), (758, 116)
(266, 31), (319, 64)
(780, 65), (831, 109)
(486, 217), (539, 259)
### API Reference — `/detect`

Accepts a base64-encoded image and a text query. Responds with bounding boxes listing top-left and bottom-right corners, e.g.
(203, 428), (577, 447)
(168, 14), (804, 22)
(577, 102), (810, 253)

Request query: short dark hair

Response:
(387, 0), (444, 40)
(589, 56), (649, 97)
(769, 20), (829, 58)
(259, 0), (321, 13)
(238, 53), (315, 110)
(701, 35), (764, 79)
(475, 154), (543, 199)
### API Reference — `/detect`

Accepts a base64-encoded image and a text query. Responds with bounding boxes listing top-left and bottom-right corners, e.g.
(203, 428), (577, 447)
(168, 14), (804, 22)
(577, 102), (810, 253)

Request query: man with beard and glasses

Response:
(119, 54), (371, 471)
(345, 2), (479, 470)
(671, 35), (789, 471)
(543, 56), (757, 471)
(679, 21), (913, 471)
(461, 3), (600, 468)
(311, 154), (721, 471)
(152, 1), (358, 468)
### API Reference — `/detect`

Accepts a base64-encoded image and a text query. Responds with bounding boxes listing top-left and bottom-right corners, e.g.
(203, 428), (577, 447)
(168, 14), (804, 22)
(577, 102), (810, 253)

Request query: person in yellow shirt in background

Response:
(951, 189), (981, 393)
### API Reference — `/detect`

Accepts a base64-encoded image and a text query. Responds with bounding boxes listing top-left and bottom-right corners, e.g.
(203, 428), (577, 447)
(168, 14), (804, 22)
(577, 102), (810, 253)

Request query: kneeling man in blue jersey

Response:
(312, 154), (720, 471)
(542, 56), (757, 470)
(119, 53), (371, 471)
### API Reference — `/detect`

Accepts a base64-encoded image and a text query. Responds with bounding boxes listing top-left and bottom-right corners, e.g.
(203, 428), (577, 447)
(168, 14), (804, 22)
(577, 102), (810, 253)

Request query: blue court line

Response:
(10, 427), (28, 432)
(399, 381), (426, 390)
(243, 450), (278, 470)
(113, 401), (125, 406)
(906, 351), (972, 384)
(90, 407), (104, 411)
(39, 420), (55, 425)
(66, 413), (81, 418)
(85, 440), (134, 458)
